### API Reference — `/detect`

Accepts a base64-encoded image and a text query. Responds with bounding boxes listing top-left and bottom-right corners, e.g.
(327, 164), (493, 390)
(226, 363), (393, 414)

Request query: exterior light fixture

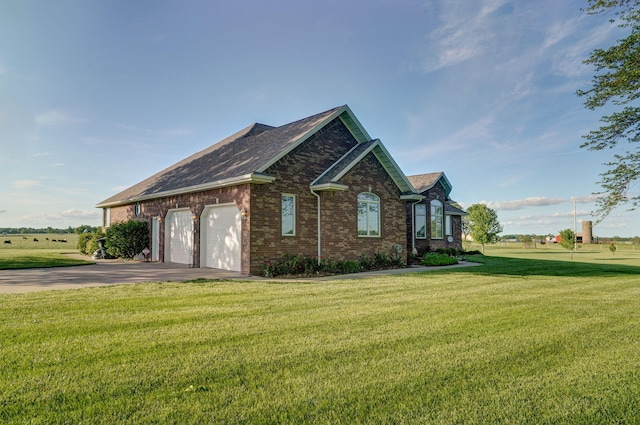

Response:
(240, 207), (248, 220)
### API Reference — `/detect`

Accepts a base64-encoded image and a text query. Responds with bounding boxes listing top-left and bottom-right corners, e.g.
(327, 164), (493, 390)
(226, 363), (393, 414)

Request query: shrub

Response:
(421, 252), (458, 267)
(105, 220), (150, 259)
(77, 229), (105, 255)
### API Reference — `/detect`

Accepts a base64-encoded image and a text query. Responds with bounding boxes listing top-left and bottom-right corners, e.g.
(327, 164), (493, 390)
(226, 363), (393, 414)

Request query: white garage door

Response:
(165, 209), (193, 265)
(201, 204), (241, 271)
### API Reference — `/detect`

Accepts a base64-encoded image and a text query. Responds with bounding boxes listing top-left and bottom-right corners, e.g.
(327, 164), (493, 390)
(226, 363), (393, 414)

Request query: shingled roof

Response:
(407, 172), (453, 197)
(96, 105), (373, 207)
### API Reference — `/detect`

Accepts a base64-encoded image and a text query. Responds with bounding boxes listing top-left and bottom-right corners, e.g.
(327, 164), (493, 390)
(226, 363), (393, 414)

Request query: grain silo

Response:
(582, 220), (593, 244)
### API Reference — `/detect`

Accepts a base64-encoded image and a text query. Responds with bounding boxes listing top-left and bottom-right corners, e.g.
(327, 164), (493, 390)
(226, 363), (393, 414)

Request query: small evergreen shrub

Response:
(105, 220), (150, 259)
(421, 252), (459, 266)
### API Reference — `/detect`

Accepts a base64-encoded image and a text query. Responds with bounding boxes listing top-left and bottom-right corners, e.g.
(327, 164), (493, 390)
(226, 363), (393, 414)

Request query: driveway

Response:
(0, 258), (481, 294)
(0, 260), (246, 294)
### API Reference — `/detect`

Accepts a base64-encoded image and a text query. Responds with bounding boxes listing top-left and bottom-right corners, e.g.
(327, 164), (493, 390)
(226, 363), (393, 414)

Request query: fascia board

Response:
(309, 182), (349, 191)
(95, 173), (275, 208)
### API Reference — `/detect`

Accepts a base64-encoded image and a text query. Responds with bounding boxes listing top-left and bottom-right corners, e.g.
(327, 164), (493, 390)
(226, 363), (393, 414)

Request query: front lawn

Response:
(1, 251), (639, 424)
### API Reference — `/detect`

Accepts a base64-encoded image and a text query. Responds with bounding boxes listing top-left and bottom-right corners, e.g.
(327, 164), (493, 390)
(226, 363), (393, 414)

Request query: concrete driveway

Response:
(0, 257), (481, 294)
(0, 260), (246, 294)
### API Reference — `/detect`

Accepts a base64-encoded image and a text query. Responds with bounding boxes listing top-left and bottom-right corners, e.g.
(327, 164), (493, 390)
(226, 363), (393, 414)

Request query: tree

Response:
(558, 228), (576, 259)
(465, 204), (503, 253)
(577, 0), (640, 220)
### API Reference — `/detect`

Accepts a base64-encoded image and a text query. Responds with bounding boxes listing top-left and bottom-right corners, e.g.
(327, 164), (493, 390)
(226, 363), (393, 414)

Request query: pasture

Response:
(0, 233), (92, 269)
(1, 247), (639, 424)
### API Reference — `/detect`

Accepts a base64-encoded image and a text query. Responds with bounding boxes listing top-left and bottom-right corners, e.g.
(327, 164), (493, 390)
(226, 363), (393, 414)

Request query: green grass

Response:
(1, 248), (639, 424)
(0, 234), (92, 269)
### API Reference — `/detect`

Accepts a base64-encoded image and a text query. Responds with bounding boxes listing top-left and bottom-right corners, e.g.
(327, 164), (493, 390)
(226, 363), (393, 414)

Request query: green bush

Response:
(262, 253), (402, 277)
(105, 220), (150, 259)
(77, 229), (105, 255)
(421, 252), (459, 267)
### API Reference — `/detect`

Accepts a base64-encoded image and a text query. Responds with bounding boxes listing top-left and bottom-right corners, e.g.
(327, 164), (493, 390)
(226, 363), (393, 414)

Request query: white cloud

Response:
(478, 196), (567, 210)
(12, 179), (41, 189)
(0, 209), (6, 213)
(60, 209), (101, 219)
(571, 194), (600, 203)
(21, 209), (101, 223)
(35, 110), (83, 127)
(54, 163), (65, 167)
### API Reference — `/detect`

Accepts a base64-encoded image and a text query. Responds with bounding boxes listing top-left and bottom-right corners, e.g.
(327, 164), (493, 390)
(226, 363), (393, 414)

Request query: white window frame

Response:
(445, 215), (452, 236)
(431, 200), (443, 239)
(281, 194), (296, 236)
(415, 204), (427, 239)
(103, 208), (111, 228)
(357, 192), (381, 237)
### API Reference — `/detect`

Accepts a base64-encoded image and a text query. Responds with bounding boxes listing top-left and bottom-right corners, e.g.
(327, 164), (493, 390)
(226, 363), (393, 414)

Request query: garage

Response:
(200, 204), (241, 272)
(165, 209), (194, 265)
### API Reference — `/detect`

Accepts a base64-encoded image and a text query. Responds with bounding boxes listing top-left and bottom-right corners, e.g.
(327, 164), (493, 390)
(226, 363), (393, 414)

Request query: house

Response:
(406, 172), (466, 254)
(96, 105), (429, 275)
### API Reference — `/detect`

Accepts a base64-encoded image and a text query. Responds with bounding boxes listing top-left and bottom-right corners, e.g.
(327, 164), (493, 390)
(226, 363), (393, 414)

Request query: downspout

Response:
(310, 188), (322, 265)
(410, 199), (422, 255)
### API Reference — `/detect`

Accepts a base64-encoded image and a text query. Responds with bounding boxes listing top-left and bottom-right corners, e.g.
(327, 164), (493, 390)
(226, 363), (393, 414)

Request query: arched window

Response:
(431, 200), (443, 239)
(357, 192), (380, 237)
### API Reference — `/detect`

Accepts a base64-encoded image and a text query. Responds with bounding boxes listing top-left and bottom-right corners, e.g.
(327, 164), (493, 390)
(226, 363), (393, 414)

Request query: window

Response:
(357, 192), (380, 237)
(135, 203), (142, 217)
(415, 204), (427, 239)
(103, 208), (111, 228)
(431, 200), (443, 239)
(445, 215), (452, 236)
(281, 194), (296, 236)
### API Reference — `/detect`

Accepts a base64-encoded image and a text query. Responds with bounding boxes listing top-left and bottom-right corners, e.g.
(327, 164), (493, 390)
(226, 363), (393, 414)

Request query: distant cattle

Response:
(3, 240), (11, 244)
(22, 236), (27, 240)
(46, 238), (49, 241)
(60, 239), (67, 243)
(33, 238), (39, 242)
(51, 239), (57, 242)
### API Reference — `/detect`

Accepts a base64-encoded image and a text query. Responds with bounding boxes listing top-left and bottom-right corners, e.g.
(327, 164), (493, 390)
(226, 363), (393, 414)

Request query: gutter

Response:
(310, 187), (321, 265)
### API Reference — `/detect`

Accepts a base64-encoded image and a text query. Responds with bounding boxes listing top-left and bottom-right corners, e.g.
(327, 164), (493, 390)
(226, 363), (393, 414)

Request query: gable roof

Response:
(407, 172), (453, 198)
(445, 202), (467, 216)
(96, 105), (374, 208)
(311, 139), (422, 199)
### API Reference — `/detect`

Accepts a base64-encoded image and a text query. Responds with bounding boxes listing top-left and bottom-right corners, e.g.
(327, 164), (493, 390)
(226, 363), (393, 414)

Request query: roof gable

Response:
(311, 139), (421, 198)
(96, 105), (372, 207)
(407, 172), (453, 198)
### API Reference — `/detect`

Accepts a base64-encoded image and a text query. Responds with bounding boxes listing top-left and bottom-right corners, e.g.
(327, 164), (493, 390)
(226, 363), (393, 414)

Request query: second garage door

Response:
(201, 204), (241, 272)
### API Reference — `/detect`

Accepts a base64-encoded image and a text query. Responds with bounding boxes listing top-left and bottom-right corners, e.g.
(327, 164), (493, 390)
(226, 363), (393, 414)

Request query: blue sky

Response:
(1, 0), (638, 237)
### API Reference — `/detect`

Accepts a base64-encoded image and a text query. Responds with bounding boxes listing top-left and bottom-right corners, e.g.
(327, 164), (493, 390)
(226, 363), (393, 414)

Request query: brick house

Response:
(406, 172), (466, 254)
(96, 105), (426, 275)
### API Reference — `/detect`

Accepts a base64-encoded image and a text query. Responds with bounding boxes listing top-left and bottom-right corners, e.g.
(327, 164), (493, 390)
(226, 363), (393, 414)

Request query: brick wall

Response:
(249, 117), (358, 274)
(250, 118), (408, 274)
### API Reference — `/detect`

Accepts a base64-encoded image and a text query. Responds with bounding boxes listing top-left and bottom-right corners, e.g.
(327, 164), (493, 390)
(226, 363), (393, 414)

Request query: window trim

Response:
(281, 193), (296, 236)
(445, 214), (452, 236)
(415, 203), (427, 239)
(103, 208), (111, 228)
(357, 192), (381, 238)
(430, 200), (443, 240)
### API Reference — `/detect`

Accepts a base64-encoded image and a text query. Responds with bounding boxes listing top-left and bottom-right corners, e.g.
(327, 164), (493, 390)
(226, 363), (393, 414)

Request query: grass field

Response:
(1, 245), (639, 424)
(0, 233), (93, 269)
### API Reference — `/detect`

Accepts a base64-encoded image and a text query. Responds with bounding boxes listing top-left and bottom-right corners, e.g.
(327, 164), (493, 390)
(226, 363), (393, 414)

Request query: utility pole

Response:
(573, 200), (577, 251)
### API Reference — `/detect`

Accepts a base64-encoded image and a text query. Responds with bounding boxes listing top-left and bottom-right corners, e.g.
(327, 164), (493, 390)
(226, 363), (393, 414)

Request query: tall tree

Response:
(578, 0), (640, 220)
(466, 204), (503, 254)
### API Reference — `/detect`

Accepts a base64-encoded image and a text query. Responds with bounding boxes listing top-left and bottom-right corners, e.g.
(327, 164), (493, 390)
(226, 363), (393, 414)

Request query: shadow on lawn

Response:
(458, 255), (640, 278)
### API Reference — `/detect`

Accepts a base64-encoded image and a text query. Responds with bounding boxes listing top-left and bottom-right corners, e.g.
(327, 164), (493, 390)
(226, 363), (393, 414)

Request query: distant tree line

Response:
(1, 225), (101, 235)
